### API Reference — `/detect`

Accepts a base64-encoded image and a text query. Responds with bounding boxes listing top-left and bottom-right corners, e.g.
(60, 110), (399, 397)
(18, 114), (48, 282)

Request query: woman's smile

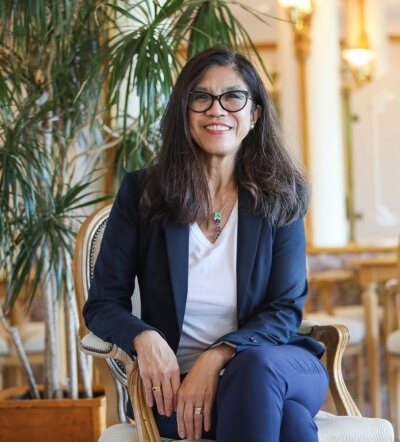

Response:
(203, 123), (232, 134)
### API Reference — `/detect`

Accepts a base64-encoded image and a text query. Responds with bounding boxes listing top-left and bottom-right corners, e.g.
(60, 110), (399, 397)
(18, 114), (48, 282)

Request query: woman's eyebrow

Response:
(192, 85), (246, 92)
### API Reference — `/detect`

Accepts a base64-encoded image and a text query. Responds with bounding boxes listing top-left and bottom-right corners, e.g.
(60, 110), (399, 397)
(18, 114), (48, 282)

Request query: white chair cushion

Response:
(98, 423), (214, 442)
(81, 332), (113, 353)
(298, 320), (320, 335)
(315, 410), (394, 441)
(386, 329), (400, 354)
(304, 312), (365, 345)
(98, 412), (394, 442)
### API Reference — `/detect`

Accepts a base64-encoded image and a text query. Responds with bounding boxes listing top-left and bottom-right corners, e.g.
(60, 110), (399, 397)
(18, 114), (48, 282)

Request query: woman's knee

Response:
(280, 399), (318, 442)
(224, 345), (293, 381)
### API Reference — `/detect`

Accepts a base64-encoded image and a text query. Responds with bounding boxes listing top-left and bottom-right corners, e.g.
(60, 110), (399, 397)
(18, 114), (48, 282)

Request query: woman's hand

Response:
(133, 330), (181, 416)
(177, 344), (235, 441)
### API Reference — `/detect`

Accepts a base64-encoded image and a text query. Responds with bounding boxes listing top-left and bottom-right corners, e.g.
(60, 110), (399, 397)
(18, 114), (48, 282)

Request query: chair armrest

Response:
(129, 364), (161, 442)
(80, 333), (161, 442)
(80, 333), (115, 357)
(307, 323), (361, 417)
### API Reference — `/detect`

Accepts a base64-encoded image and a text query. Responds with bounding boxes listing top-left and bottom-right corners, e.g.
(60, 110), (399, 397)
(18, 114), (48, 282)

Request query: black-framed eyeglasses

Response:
(188, 90), (253, 113)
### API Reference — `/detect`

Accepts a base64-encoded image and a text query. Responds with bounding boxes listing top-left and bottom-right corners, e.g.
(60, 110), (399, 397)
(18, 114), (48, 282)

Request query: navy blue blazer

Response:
(83, 170), (324, 359)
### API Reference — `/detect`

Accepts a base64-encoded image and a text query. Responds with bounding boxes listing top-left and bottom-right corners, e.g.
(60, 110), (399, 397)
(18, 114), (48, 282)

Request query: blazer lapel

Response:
(163, 220), (189, 331)
(237, 189), (262, 323)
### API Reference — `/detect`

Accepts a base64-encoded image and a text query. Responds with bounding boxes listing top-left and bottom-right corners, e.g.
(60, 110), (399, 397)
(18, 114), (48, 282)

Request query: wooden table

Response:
(308, 269), (355, 314)
(348, 254), (398, 289)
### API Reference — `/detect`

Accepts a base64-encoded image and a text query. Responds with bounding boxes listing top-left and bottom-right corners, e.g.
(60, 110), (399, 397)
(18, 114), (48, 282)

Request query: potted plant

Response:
(0, 1), (270, 440)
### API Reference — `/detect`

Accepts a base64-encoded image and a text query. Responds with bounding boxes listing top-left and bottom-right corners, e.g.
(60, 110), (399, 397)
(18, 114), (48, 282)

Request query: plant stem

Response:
(0, 305), (40, 399)
(43, 275), (63, 399)
(65, 255), (78, 399)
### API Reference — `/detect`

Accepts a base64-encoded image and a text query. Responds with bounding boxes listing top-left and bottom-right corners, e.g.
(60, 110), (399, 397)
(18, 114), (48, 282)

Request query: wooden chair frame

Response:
(307, 271), (382, 417)
(383, 279), (400, 439)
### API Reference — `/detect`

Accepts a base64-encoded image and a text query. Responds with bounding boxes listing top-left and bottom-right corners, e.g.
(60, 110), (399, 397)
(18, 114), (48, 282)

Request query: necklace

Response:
(212, 202), (229, 240)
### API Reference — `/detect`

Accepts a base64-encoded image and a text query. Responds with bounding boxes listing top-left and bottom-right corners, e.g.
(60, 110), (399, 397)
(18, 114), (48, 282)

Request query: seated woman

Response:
(83, 45), (328, 442)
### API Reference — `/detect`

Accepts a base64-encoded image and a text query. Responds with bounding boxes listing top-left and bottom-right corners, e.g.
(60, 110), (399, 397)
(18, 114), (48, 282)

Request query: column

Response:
(308, 0), (348, 246)
(276, 4), (302, 162)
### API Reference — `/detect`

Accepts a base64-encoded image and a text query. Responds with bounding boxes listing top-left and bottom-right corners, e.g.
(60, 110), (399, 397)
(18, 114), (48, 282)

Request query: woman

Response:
(83, 45), (328, 442)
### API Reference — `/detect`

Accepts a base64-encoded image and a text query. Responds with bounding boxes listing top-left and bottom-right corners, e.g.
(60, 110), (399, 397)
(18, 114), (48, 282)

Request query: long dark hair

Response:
(141, 45), (310, 226)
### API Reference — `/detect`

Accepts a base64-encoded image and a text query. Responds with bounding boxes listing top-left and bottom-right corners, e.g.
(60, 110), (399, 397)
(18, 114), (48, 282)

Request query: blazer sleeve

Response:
(82, 172), (161, 357)
(212, 217), (309, 353)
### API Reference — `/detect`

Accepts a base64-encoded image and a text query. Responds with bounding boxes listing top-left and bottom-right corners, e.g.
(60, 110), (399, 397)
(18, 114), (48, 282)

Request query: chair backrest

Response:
(383, 279), (400, 337)
(74, 203), (111, 332)
(74, 202), (131, 424)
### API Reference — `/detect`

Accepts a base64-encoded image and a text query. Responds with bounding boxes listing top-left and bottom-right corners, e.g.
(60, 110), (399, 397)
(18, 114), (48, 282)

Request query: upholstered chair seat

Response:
(98, 413), (395, 442)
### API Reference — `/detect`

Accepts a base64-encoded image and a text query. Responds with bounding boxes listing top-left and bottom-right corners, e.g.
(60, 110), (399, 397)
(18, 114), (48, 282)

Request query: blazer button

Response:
(249, 336), (257, 343)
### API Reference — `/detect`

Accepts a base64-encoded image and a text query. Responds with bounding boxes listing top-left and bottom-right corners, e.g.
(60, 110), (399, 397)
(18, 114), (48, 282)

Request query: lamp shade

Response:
(343, 48), (373, 68)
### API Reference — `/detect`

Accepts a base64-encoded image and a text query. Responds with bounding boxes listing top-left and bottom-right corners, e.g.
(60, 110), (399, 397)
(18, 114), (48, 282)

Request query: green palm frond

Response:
(0, 0), (107, 311)
(5, 158), (110, 309)
(95, 0), (273, 175)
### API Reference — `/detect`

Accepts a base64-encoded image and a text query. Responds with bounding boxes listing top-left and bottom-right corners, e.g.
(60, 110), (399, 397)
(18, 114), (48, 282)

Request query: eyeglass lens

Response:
(188, 90), (250, 113)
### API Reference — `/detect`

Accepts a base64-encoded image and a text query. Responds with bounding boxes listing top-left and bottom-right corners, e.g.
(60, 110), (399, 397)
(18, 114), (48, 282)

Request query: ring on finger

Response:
(152, 385), (162, 393)
(194, 407), (203, 415)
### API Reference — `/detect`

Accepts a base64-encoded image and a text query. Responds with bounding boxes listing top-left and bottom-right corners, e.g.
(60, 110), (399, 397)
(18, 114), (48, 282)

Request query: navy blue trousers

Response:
(155, 345), (329, 442)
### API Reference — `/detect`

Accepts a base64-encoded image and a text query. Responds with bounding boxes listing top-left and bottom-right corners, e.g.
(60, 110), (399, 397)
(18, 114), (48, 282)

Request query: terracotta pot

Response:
(0, 385), (106, 442)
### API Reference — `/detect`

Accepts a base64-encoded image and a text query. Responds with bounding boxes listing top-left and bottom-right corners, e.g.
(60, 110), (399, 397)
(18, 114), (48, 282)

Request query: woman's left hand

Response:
(176, 344), (235, 441)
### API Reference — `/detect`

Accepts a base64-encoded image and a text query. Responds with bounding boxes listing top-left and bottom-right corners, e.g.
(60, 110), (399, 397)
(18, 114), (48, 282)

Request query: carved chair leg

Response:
(363, 287), (382, 418)
(356, 349), (365, 411)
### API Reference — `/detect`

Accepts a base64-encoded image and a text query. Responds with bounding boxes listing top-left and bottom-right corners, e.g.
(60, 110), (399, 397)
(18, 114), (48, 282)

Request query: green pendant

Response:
(213, 211), (222, 222)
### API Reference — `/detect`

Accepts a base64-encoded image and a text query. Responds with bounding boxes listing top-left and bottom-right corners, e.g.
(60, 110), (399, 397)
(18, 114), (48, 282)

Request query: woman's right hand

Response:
(133, 330), (181, 416)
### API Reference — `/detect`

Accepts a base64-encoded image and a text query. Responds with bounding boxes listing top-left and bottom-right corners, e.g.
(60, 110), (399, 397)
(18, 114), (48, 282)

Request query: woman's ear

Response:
(251, 105), (262, 126)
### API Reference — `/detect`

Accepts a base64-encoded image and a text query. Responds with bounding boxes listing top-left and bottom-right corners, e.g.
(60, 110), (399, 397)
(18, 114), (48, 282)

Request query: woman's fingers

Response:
(142, 377), (155, 408)
(183, 401), (196, 441)
(171, 371), (181, 412)
(152, 382), (164, 415)
(193, 406), (204, 440)
(176, 398), (186, 439)
(160, 377), (174, 416)
(134, 330), (180, 416)
(143, 377), (177, 416)
(203, 399), (212, 433)
(177, 397), (205, 441)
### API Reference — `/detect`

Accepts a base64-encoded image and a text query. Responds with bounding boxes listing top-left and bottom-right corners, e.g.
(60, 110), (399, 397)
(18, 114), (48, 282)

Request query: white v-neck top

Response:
(176, 201), (238, 373)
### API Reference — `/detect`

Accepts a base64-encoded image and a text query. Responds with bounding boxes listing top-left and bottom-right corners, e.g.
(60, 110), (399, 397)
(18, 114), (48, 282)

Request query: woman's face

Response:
(188, 65), (260, 163)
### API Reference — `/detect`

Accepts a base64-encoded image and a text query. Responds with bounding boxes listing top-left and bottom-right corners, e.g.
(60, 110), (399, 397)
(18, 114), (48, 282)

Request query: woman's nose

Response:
(205, 97), (227, 116)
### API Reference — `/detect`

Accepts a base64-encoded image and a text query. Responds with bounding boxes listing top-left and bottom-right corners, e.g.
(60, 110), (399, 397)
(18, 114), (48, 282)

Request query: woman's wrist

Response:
(202, 343), (236, 370)
(133, 329), (159, 352)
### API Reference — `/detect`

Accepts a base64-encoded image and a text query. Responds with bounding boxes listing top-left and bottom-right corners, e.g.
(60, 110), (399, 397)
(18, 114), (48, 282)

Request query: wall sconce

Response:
(342, 0), (373, 86)
(342, 46), (373, 86)
(341, 0), (373, 242)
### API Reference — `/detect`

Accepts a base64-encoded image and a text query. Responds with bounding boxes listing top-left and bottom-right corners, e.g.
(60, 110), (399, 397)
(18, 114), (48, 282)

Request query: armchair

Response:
(74, 204), (394, 442)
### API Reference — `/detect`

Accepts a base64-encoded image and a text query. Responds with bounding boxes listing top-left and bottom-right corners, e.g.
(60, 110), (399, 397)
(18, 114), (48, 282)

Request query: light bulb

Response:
(343, 48), (373, 68)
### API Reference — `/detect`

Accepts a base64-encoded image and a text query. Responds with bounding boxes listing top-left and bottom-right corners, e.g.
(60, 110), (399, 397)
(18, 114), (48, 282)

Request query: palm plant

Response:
(0, 0), (108, 399)
(0, 0), (271, 400)
(96, 0), (270, 176)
